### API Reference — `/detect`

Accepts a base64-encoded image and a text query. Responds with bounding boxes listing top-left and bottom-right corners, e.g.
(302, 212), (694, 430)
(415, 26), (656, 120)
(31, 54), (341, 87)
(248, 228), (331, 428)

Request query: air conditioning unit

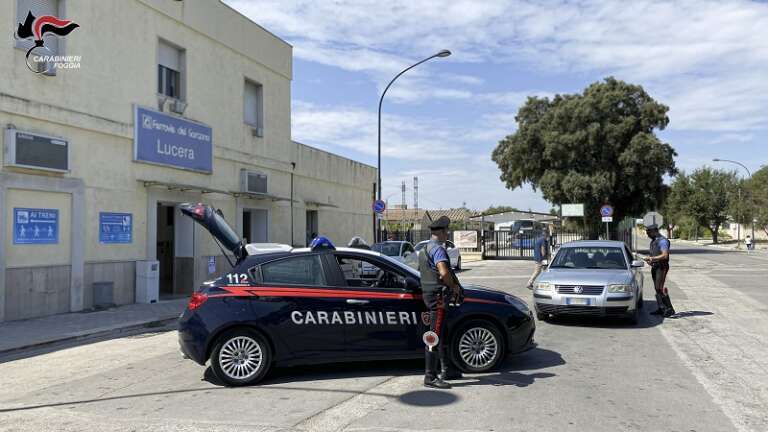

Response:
(169, 99), (187, 115)
(251, 127), (264, 137)
(157, 95), (168, 111)
(4, 128), (69, 172)
(240, 169), (268, 194)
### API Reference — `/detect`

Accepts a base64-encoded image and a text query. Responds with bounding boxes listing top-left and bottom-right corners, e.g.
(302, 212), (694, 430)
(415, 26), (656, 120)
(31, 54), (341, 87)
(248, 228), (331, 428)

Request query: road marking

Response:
(660, 258), (768, 432)
(295, 375), (414, 431)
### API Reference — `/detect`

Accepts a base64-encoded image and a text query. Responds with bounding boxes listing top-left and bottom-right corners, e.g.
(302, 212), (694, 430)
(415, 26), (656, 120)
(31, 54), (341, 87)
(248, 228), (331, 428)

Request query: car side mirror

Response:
(405, 276), (420, 290)
(631, 260), (645, 268)
(404, 251), (412, 257)
(541, 259), (548, 267)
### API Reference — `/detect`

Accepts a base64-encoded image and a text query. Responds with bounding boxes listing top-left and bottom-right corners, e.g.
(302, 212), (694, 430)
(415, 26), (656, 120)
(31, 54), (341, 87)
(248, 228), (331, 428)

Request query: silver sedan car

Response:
(533, 240), (645, 324)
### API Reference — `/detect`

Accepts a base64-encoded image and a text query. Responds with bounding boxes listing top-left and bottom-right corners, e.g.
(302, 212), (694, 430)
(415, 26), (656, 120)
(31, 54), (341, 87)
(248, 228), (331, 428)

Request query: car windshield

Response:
(550, 246), (627, 269)
(414, 242), (426, 251)
(372, 243), (401, 256)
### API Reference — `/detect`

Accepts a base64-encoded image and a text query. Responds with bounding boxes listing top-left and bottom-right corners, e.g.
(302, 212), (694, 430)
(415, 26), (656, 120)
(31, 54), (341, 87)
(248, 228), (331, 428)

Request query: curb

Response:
(0, 316), (178, 357)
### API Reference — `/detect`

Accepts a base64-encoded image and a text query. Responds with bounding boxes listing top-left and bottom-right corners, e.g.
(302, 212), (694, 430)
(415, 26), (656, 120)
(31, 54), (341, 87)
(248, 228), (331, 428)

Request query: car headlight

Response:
(535, 282), (553, 292)
(505, 295), (530, 313)
(608, 284), (632, 293)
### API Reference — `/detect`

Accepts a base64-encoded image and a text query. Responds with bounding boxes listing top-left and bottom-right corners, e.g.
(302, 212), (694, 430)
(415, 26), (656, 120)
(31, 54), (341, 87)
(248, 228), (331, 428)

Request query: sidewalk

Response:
(675, 239), (768, 254)
(0, 298), (187, 355)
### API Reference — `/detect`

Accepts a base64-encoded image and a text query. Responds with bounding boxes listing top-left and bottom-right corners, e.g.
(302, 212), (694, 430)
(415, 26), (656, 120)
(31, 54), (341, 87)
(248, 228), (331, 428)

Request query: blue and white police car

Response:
(177, 203), (535, 386)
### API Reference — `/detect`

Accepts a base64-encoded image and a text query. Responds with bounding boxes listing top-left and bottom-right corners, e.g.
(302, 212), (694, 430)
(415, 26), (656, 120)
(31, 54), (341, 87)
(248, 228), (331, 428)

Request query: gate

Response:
(482, 230), (541, 259)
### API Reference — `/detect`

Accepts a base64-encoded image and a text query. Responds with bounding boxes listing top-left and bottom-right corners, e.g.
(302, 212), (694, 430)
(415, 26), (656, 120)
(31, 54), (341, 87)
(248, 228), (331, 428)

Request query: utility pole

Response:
(413, 176), (418, 210)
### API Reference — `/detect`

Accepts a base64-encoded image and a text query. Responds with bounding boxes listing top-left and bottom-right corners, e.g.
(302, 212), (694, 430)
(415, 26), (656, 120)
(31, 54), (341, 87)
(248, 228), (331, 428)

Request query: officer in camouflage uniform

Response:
(418, 216), (464, 389)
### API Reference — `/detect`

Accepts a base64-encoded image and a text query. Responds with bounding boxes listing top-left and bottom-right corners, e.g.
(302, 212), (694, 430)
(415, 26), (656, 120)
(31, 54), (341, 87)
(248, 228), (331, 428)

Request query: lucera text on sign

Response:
(133, 106), (213, 173)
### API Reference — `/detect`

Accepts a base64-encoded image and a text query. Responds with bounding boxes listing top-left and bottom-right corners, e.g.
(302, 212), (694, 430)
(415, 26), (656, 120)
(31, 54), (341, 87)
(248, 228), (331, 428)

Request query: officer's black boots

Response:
(662, 296), (676, 317)
(651, 294), (665, 315)
(424, 350), (451, 389)
(439, 347), (463, 380)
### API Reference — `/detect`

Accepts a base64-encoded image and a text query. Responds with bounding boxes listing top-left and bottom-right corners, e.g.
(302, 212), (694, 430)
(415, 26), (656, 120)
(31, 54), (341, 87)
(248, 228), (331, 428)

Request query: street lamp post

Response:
(713, 158), (754, 245)
(376, 49), (451, 241)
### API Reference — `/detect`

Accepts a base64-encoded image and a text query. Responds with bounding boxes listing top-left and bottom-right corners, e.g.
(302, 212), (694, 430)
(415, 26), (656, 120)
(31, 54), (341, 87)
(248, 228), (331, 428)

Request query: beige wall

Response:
(0, 0), (377, 321)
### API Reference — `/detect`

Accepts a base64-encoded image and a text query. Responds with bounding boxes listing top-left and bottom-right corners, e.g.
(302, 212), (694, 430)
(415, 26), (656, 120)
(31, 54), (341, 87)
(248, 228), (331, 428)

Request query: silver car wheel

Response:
(219, 336), (263, 381)
(458, 327), (499, 369)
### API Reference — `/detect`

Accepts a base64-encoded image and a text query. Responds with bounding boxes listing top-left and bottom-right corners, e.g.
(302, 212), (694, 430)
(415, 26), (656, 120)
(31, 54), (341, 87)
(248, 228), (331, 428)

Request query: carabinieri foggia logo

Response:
(15, 11), (79, 74)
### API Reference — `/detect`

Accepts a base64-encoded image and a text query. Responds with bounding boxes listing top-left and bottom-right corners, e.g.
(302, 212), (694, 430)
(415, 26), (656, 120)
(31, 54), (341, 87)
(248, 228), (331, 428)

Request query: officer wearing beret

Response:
(643, 224), (676, 317)
(418, 216), (464, 389)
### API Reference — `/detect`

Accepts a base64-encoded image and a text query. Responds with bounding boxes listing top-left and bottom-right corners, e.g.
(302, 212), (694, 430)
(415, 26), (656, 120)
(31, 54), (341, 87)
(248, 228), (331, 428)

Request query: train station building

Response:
(0, 0), (376, 322)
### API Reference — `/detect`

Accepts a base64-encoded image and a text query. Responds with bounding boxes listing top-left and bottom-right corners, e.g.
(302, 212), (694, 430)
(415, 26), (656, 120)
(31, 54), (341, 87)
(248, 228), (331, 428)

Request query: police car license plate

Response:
(567, 297), (590, 306)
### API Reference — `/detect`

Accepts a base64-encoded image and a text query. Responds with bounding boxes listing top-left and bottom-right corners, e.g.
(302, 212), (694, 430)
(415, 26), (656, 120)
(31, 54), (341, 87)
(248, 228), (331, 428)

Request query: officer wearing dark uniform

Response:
(418, 216), (464, 389)
(644, 224), (676, 317)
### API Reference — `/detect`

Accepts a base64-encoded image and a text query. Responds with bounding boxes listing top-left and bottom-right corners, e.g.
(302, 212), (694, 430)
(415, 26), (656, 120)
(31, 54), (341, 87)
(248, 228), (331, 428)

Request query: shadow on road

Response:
(544, 300), (664, 329)
(670, 310), (714, 319)
(0, 348), (563, 413)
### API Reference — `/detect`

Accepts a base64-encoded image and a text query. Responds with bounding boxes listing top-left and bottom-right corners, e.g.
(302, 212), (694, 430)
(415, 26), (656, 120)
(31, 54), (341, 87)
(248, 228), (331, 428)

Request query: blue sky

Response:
(226, 0), (768, 212)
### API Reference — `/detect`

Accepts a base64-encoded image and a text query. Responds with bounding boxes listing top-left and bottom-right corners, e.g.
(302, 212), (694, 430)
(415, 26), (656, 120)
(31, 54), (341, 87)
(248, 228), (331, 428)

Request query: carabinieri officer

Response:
(644, 224), (676, 318)
(418, 216), (464, 389)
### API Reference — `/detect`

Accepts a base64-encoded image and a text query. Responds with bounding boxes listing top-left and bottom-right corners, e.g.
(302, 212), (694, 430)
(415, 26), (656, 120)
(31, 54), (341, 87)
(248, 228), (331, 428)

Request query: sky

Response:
(226, 0), (768, 213)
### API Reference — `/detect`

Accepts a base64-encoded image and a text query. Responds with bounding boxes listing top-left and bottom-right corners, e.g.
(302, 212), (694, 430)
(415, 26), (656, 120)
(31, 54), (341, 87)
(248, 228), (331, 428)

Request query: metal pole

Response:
(290, 162), (295, 246)
(377, 50), (451, 242)
(713, 158), (754, 245)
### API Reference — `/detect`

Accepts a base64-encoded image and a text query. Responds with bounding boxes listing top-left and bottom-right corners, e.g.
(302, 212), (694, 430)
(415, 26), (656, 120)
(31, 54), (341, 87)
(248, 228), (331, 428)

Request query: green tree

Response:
(481, 205), (520, 215)
(747, 166), (768, 236)
(492, 77), (677, 230)
(662, 172), (692, 238)
(686, 168), (738, 244)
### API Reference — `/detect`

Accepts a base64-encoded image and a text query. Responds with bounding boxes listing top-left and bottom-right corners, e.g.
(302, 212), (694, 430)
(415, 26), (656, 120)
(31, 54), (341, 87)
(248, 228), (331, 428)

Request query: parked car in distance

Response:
(365, 241), (417, 276)
(533, 240), (645, 324)
(414, 239), (462, 271)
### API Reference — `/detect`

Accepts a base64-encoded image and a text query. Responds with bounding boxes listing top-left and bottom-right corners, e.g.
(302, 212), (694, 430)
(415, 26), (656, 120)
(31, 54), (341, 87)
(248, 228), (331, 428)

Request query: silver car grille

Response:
(556, 285), (604, 295)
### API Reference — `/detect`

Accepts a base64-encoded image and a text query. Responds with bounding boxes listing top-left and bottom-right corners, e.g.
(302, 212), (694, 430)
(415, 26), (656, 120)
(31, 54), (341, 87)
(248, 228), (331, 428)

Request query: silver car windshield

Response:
(550, 247), (627, 269)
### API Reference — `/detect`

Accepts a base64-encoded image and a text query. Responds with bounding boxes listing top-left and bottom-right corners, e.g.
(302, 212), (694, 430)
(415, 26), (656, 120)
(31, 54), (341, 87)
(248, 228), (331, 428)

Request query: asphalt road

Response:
(1, 244), (766, 432)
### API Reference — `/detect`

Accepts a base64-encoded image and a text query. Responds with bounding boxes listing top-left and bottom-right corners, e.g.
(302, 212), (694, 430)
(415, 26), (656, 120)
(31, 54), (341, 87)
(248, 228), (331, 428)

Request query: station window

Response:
(244, 79), (264, 132)
(15, 0), (62, 54)
(158, 40), (184, 100)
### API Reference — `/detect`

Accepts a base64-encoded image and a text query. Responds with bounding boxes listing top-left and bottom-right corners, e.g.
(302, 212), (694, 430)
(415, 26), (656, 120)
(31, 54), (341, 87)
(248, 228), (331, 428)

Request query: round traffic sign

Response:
(643, 211), (664, 227)
(600, 205), (613, 217)
(372, 199), (386, 214)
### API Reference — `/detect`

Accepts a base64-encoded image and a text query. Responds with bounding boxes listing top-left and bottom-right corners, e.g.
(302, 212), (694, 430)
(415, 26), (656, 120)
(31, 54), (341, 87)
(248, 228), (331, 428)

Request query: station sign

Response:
(13, 208), (58, 244)
(134, 106), (213, 173)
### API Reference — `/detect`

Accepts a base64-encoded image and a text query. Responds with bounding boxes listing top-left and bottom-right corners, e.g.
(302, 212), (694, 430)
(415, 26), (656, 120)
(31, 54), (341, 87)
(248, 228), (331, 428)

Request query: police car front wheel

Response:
(211, 329), (271, 386)
(453, 320), (504, 373)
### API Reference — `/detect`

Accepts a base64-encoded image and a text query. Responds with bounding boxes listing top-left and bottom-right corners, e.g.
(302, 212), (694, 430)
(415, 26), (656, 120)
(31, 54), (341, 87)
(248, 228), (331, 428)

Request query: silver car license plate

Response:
(567, 297), (590, 306)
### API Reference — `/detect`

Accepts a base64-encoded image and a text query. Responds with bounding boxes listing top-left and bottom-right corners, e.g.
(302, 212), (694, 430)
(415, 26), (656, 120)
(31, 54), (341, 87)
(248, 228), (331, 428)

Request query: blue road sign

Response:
(373, 199), (386, 214)
(600, 205), (614, 217)
(134, 106), (213, 173)
(100, 212), (132, 244)
(13, 208), (58, 244)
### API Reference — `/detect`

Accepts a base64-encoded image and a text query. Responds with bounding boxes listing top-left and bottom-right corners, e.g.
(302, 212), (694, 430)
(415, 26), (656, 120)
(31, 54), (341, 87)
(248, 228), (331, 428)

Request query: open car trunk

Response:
(178, 203), (245, 264)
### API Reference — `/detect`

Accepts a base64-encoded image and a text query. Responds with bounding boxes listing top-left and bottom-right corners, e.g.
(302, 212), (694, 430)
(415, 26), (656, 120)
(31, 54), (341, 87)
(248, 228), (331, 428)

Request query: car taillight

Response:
(188, 291), (208, 310)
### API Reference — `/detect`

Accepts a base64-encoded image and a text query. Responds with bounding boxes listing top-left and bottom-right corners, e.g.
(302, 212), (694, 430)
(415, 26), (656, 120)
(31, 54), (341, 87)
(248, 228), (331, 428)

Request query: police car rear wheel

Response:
(453, 320), (504, 373)
(211, 329), (271, 386)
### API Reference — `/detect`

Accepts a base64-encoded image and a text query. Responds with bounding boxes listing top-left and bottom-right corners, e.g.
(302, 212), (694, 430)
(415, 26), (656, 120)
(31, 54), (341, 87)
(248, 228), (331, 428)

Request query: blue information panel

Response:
(13, 208), (59, 244)
(134, 106), (213, 173)
(100, 212), (132, 244)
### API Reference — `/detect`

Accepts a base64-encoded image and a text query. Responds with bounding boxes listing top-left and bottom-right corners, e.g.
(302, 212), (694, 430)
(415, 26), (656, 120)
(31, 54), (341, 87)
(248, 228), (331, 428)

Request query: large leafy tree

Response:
(492, 77), (677, 229)
(662, 172), (692, 238)
(747, 166), (768, 236)
(686, 168), (738, 244)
